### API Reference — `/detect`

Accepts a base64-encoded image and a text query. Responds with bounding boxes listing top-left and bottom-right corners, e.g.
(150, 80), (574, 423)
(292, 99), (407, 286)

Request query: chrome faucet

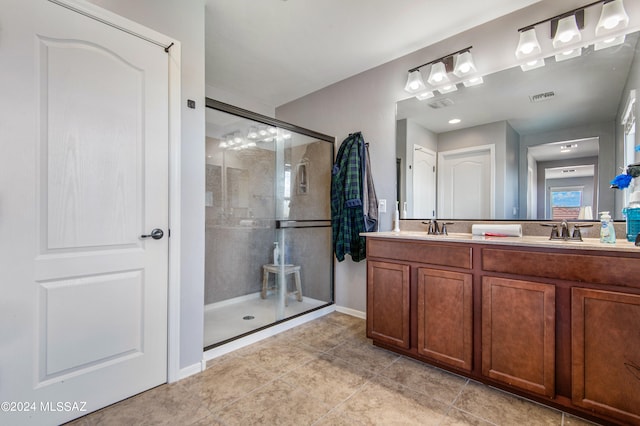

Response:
(421, 219), (440, 235)
(541, 221), (593, 241)
(421, 219), (454, 235)
(428, 219), (440, 235)
(560, 220), (570, 239)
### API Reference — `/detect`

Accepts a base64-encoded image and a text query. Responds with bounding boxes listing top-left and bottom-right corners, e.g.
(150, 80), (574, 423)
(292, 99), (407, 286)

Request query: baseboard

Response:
(202, 304), (336, 362)
(176, 361), (204, 381)
(335, 305), (366, 319)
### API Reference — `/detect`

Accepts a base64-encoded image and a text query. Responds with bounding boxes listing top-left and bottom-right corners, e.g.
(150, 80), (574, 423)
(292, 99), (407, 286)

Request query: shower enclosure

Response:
(204, 99), (334, 349)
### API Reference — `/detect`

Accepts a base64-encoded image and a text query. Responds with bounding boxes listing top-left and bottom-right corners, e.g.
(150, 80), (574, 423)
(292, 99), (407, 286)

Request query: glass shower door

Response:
(204, 100), (334, 349)
(273, 129), (334, 322)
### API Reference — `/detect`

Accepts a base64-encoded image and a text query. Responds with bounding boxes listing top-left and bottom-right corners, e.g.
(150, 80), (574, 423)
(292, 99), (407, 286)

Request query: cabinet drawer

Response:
(482, 248), (640, 289)
(368, 239), (472, 269)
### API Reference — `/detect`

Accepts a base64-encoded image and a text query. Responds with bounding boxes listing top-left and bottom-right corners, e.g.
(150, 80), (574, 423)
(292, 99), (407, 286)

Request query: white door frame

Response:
(51, 0), (182, 383)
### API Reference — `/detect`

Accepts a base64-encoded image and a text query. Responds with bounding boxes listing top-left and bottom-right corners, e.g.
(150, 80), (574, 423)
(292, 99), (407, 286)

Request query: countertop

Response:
(361, 231), (640, 253)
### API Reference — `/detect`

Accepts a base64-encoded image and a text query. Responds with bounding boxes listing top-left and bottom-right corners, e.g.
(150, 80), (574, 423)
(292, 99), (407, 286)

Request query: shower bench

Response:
(261, 264), (303, 305)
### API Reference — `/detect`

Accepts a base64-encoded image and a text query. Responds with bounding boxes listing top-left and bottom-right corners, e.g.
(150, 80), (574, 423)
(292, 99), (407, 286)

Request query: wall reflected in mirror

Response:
(396, 31), (640, 220)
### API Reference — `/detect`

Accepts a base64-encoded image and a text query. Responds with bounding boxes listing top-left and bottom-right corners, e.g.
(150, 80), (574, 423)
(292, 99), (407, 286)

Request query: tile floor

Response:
(69, 312), (599, 426)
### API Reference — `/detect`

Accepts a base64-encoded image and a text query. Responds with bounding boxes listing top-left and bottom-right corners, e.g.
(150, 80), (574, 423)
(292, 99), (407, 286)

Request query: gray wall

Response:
(276, 0), (640, 313)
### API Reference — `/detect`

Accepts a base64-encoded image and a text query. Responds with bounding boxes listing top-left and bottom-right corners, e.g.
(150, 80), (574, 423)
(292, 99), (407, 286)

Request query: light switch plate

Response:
(379, 199), (387, 213)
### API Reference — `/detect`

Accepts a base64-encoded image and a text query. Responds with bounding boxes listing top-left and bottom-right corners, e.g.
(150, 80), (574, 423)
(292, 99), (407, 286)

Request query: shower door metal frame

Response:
(204, 98), (335, 349)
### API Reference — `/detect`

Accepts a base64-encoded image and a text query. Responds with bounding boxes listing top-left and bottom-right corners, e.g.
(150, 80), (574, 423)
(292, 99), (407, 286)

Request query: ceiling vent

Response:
(529, 91), (555, 103)
(427, 98), (455, 109)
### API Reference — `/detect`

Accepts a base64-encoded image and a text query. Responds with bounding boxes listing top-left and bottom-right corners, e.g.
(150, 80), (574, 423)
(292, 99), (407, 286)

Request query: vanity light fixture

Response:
(415, 90), (435, 101)
(427, 61), (450, 86)
(552, 14), (582, 49)
(520, 58), (545, 72)
(463, 76), (484, 87)
(596, 0), (629, 35)
(515, 0), (630, 68)
(233, 131), (243, 144)
(453, 50), (477, 77)
(405, 46), (480, 98)
(404, 70), (427, 94)
(595, 0), (629, 50)
(555, 46), (583, 62)
(438, 83), (458, 94)
(515, 28), (542, 59)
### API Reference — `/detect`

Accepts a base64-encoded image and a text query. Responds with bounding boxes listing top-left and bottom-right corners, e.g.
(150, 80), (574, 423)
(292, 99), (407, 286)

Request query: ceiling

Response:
(204, 0), (542, 108)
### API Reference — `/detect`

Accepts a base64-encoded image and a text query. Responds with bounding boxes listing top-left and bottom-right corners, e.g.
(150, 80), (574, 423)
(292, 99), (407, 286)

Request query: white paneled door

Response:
(438, 145), (494, 219)
(412, 145), (437, 218)
(0, 1), (169, 424)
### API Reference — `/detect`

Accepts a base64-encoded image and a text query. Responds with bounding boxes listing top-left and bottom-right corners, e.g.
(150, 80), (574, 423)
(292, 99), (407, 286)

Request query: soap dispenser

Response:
(599, 211), (616, 244)
(273, 242), (281, 265)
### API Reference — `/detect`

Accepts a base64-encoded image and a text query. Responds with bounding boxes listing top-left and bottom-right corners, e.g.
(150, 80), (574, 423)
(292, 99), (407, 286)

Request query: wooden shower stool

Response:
(261, 264), (303, 305)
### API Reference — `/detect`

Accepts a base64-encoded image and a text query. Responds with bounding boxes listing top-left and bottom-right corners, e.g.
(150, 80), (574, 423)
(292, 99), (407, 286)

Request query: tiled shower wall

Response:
(205, 141), (332, 305)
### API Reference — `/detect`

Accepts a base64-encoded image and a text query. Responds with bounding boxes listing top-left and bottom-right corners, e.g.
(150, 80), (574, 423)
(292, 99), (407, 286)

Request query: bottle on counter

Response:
(599, 211), (616, 244)
(393, 201), (400, 232)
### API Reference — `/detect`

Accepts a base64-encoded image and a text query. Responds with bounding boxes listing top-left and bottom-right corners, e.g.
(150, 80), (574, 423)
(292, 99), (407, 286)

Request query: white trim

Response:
(202, 305), (336, 362)
(47, 0), (174, 50)
(176, 362), (203, 381)
(166, 42), (182, 384)
(51, 0), (182, 385)
(622, 90), (636, 125)
(335, 305), (366, 319)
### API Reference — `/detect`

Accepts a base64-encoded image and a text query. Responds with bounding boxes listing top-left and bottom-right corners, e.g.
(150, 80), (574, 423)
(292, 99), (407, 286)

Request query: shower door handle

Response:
(140, 228), (164, 240)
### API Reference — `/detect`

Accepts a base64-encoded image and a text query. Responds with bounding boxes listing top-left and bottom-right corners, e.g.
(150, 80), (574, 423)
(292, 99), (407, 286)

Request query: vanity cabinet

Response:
(417, 268), (473, 371)
(366, 260), (410, 348)
(365, 235), (640, 425)
(481, 276), (555, 397)
(571, 287), (640, 424)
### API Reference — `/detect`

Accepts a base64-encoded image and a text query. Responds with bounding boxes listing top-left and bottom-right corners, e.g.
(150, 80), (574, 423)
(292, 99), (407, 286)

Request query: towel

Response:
(471, 224), (522, 237)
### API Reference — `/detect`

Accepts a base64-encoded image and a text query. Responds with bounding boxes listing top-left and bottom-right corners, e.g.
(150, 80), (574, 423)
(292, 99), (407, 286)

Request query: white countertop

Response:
(361, 231), (640, 253)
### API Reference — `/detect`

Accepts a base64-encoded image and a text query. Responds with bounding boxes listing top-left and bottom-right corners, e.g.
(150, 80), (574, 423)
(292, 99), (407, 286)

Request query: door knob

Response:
(140, 228), (164, 240)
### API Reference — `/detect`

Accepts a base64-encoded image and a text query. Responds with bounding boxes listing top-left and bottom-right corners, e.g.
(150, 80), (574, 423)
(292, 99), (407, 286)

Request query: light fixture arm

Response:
(407, 46), (472, 73)
(516, 0), (607, 33)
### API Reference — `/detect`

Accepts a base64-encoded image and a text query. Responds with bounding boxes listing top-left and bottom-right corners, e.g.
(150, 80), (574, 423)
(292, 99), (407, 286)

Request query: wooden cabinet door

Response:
(572, 288), (640, 424)
(482, 276), (555, 397)
(366, 261), (410, 348)
(417, 268), (473, 371)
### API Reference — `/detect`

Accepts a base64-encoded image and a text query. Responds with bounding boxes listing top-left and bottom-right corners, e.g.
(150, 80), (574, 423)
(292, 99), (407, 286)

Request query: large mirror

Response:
(397, 31), (640, 220)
